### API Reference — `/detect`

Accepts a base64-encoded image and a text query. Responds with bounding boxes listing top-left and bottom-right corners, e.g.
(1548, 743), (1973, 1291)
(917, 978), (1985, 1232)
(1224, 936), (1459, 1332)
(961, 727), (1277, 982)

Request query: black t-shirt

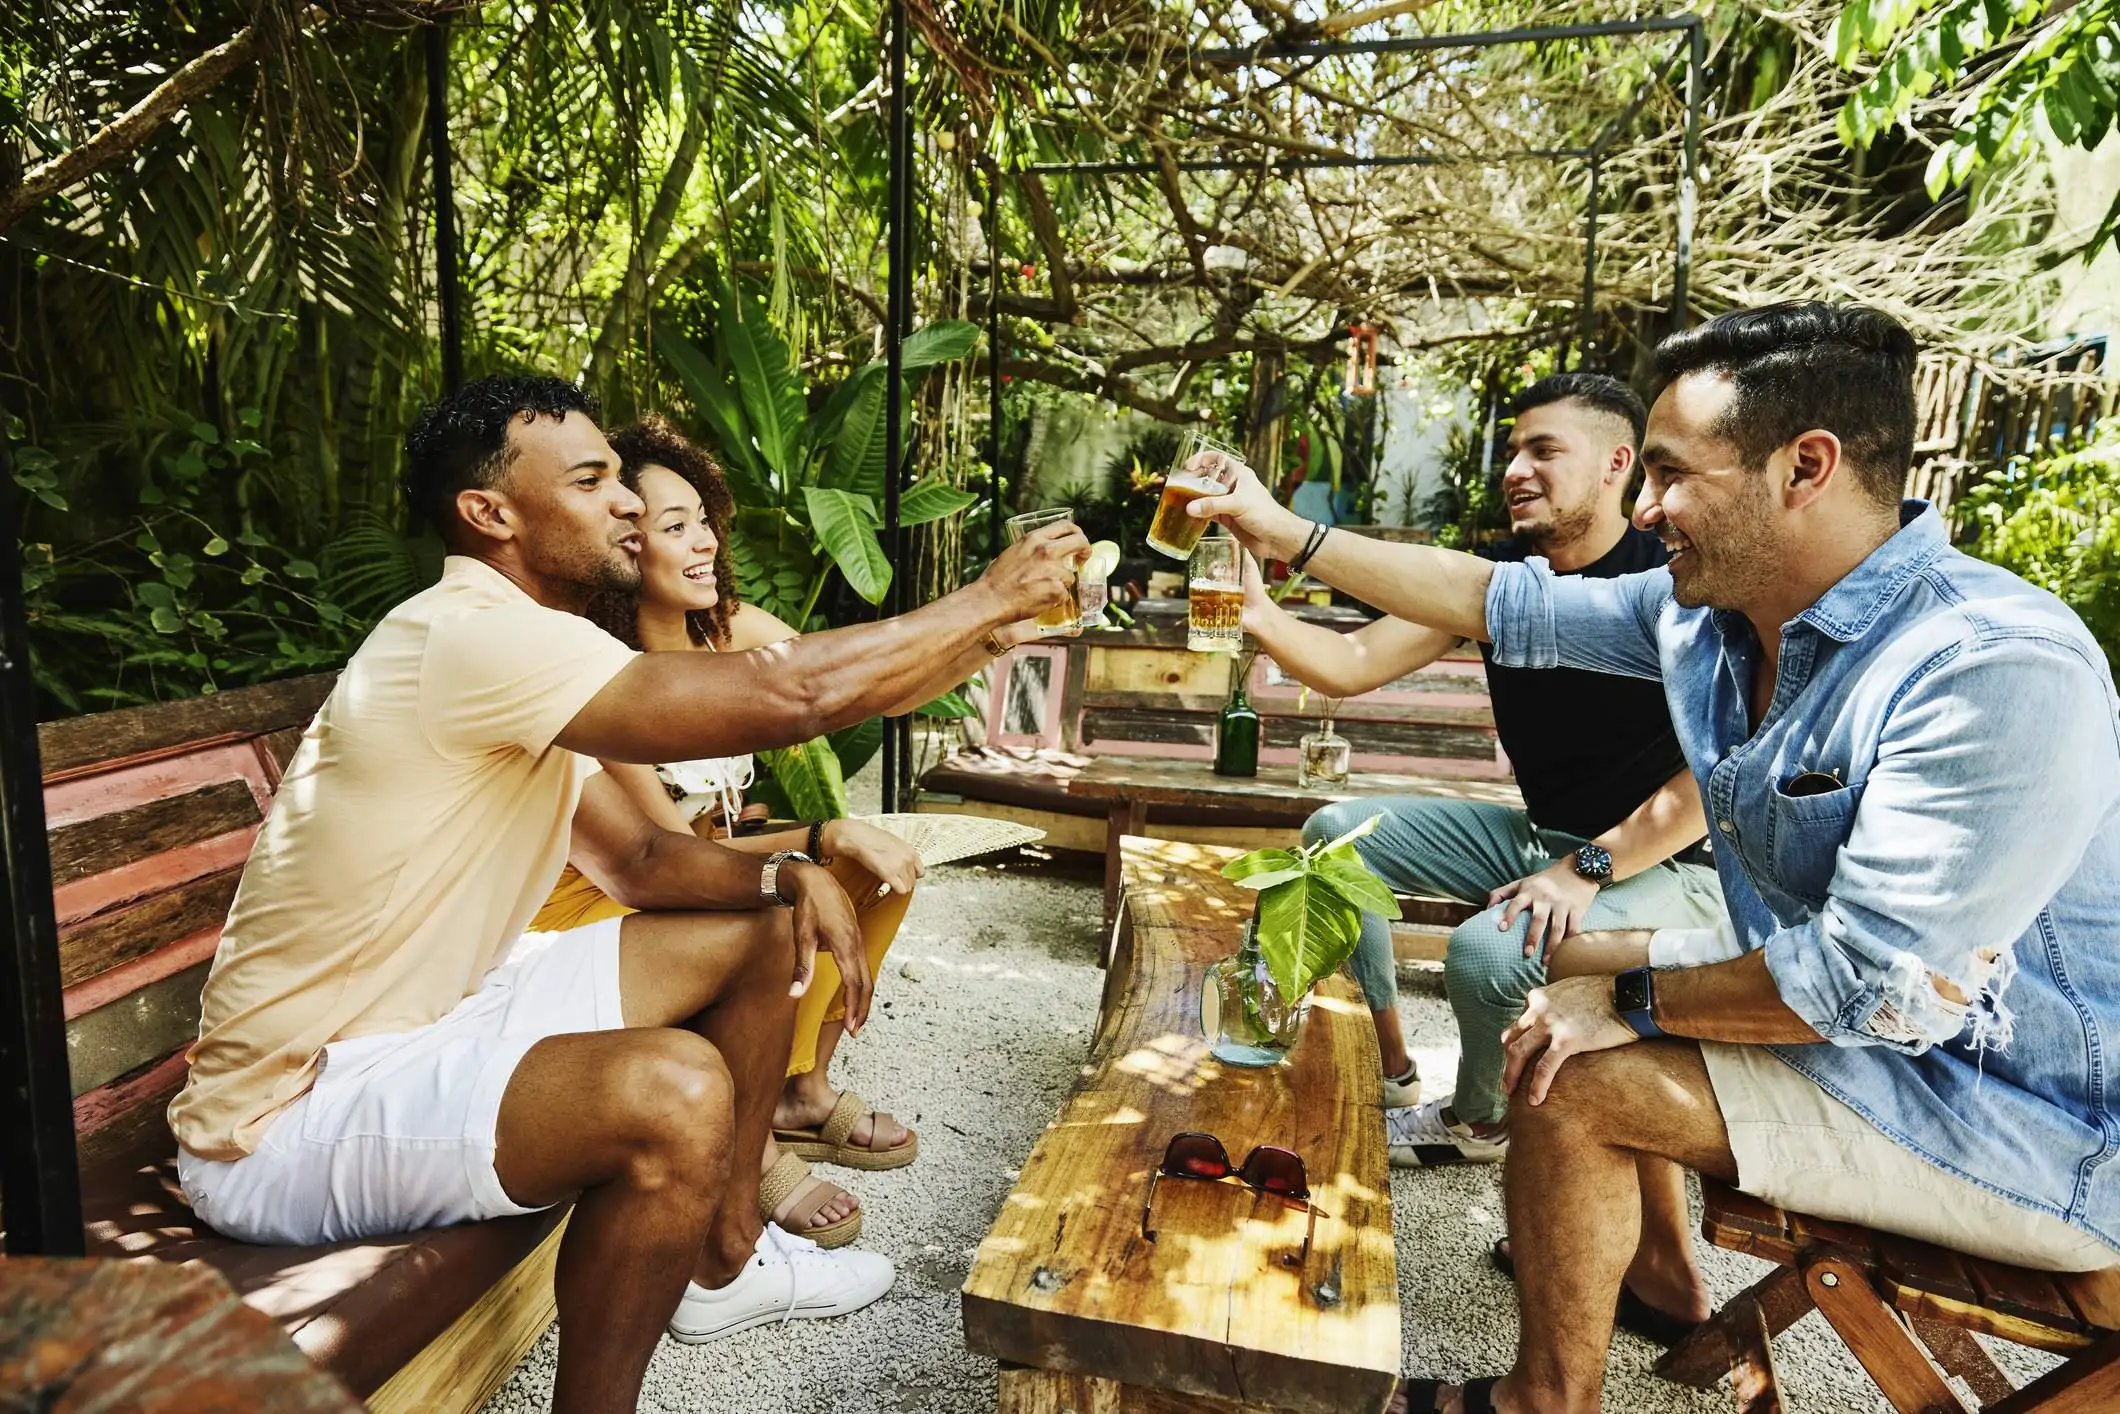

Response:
(1474, 527), (1689, 841)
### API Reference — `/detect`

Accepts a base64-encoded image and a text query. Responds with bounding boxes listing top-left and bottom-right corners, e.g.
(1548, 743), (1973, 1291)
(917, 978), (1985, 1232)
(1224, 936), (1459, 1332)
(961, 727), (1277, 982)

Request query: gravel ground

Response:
(483, 762), (2045, 1413)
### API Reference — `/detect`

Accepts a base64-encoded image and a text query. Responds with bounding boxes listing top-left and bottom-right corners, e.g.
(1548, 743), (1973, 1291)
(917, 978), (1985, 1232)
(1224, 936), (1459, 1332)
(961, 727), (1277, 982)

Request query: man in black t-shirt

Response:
(1247, 374), (1725, 1166)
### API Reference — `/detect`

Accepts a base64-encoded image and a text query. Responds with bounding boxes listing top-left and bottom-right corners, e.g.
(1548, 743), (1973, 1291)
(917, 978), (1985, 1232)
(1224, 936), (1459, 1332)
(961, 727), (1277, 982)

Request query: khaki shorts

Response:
(1651, 924), (2119, 1274)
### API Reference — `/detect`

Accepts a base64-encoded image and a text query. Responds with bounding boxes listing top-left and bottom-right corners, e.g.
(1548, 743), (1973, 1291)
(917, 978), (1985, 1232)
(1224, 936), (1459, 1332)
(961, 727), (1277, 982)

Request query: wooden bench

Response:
(9, 676), (564, 1413)
(1657, 1179), (2120, 1412)
(961, 837), (1400, 1413)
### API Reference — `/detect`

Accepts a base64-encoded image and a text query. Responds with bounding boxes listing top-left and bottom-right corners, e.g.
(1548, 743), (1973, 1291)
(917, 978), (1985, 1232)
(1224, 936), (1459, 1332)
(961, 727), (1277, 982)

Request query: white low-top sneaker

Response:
(667, 1224), (895, 1344)
(1387, 1096), (1508, 1167)
(1380, 1061), (1421, 1110)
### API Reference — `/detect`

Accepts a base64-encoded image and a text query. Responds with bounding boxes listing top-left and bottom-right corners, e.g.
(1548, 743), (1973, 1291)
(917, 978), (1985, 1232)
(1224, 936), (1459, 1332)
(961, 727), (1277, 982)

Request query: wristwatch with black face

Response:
(760, 849), (814, 906)
(1613, 966), (1668, 1040)
(1573, 842), (1614, 885)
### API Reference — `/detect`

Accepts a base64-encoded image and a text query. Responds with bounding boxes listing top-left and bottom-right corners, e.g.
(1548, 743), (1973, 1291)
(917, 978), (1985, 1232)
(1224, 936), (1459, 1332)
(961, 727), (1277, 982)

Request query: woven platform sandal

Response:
(759, 1150), (862, 1249)
(774, 1090), (919, 1172)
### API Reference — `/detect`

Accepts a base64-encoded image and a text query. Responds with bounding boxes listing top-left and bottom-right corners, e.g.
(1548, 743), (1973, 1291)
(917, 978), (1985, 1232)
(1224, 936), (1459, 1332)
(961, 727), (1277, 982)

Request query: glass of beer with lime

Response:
(1005, 508), (1083, 637)
(1147, 429), (1239, 559)
(1188, 531), (1244, 653)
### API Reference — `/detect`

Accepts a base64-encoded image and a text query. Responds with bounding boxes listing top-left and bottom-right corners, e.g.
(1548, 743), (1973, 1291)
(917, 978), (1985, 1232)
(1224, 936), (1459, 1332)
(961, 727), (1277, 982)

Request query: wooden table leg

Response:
(1102, 796), (1146, 944)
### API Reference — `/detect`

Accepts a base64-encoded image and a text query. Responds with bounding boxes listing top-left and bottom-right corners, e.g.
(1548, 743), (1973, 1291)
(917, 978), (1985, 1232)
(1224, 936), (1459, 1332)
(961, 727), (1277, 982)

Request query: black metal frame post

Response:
(426, 18), (463, 394)
(1674, 19), (1704, 327)
(986, 162), (1006, 554)
(1577, 153), (1600, 368)
(0, 445), (83, 1256)
(881, 0), (912, 813)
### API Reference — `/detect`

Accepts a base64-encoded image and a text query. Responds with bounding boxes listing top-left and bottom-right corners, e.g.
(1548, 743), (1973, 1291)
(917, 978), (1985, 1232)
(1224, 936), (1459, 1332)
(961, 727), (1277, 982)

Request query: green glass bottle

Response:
(1213, 674), (1261, 777)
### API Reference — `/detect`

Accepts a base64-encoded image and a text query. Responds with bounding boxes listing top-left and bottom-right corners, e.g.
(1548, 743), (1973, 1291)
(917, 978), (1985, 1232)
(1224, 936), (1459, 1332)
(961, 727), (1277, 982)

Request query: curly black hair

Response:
(1653, 302), (1917, 507)
(401, 373), (600, 538)
(588, 414), (742, 648)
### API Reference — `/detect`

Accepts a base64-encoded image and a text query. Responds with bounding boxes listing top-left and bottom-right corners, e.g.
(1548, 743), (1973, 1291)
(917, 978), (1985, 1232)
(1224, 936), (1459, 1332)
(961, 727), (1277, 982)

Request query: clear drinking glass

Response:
(1188, 532), (1243, 654)
(1006, 508), (1081, 637)
(1146, 429), (1240, 559)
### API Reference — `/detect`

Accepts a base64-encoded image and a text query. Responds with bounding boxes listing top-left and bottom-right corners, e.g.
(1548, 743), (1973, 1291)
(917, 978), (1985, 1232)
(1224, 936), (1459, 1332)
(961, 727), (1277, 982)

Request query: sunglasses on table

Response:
(1140, 1130), (1321, 1268)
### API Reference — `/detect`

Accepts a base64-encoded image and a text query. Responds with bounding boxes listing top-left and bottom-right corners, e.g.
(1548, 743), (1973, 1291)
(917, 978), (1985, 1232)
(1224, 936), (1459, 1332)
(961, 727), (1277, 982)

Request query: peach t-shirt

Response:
(169, 556), (638, 1160)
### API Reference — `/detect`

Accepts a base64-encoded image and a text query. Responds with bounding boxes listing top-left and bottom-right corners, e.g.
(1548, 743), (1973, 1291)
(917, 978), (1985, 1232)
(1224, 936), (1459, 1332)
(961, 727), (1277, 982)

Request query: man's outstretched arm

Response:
(557, 520), (1085, 764)
(1190, 453), (1495, 641)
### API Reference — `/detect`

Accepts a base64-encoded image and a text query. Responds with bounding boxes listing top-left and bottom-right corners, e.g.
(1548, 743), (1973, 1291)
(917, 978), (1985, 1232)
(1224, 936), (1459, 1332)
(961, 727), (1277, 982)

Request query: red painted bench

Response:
(20, 675), (562, 1413)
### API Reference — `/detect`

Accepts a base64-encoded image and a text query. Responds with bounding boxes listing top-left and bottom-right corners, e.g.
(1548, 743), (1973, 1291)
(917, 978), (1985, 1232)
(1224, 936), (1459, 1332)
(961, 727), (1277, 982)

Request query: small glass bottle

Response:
(1298, 714), (1350, 788)
(1214, 675), (1261, 777)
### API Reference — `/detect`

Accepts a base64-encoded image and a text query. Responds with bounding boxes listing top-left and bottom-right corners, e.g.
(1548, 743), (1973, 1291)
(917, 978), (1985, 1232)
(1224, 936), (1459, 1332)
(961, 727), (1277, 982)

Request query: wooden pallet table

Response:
(1065, 756), (1521, 933)
(961, 837), (1400, 1413)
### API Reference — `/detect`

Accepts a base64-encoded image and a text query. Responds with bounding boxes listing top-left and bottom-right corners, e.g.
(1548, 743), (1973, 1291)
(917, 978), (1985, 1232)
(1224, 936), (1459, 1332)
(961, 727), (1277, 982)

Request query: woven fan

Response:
(855, 812), (1046, 867)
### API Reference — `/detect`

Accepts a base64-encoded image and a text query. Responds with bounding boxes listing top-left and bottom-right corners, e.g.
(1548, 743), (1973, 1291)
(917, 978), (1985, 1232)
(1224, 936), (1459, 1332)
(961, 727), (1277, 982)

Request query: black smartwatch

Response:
(1572, 842), (1614, 885)
(1613, 966), (1667, 1040)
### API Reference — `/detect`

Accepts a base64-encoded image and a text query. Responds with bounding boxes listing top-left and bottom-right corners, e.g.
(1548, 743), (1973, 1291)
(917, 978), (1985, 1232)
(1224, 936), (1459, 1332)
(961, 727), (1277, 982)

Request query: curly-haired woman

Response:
(531, 414), (968, 1249)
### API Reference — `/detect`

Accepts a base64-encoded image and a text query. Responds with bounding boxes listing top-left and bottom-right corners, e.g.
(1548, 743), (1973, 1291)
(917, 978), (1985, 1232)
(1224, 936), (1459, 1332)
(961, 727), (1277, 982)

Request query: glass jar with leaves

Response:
(1202, 815), (1396, 1066)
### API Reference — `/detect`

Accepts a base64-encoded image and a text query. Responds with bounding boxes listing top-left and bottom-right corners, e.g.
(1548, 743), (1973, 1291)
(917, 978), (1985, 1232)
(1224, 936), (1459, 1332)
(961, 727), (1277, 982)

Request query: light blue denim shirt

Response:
(1485, 502), (2120, 1247)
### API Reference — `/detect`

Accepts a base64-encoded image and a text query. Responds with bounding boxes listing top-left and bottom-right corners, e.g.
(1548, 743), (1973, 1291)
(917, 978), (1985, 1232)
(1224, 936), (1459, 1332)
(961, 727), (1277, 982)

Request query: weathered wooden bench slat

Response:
(47, 778), (261, 887)
(964, 838), (1398, 1414)
(35, 674), (333, 778)
(59, 868), (242, 991)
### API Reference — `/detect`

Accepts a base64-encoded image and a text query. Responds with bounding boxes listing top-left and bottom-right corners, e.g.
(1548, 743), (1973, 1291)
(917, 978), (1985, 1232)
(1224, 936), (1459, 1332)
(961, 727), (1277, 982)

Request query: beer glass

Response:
(1005, 508), (1081, 637)
(1188, 532), (1244, 653)
(1147, 429), (1239, 559)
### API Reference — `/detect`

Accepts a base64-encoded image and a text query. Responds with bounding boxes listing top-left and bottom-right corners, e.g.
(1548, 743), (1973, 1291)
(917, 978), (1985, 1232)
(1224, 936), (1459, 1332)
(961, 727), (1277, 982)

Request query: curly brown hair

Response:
(589, 414), (742, 648)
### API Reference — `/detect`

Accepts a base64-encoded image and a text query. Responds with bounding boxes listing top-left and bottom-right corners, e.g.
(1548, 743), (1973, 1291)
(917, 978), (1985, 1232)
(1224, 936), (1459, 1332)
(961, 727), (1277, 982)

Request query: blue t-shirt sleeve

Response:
(1483, 557), (1671, 681)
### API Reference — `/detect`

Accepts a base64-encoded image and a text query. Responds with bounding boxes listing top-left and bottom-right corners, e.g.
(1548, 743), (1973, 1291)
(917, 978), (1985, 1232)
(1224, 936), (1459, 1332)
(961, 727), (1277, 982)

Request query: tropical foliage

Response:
(1836, 0), (2120, 249)
(1959, 424), (2120, 674)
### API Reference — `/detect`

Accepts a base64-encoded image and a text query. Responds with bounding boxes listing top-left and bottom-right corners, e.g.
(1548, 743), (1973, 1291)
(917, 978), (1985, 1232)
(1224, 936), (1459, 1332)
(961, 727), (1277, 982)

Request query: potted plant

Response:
(1202, 815), (1398, 1066)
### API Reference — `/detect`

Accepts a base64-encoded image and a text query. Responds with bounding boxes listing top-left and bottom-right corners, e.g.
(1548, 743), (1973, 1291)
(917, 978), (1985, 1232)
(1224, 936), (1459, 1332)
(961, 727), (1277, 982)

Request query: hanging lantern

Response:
(1345, 324), (1378, 397)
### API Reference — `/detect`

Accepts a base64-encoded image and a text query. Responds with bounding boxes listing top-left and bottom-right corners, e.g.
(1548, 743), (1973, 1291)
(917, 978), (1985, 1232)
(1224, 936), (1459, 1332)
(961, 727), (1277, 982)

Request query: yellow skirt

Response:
(529, 855), (911, 1078)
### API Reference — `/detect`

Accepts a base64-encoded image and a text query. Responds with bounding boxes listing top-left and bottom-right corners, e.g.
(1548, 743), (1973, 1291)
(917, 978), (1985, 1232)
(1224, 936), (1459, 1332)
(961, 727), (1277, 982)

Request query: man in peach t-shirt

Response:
(170, 374), (1082, 1414)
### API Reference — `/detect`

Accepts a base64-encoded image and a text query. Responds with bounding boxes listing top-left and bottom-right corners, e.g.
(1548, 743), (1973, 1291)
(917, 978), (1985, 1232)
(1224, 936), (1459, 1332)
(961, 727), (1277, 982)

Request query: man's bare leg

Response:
(617, 907), (801, 1286)
(488, 908), (797, 1414)
(1424, 1043), (1737, 1414)
(1542, 934), (1711, 1325)
(1373, 1005), (1416, 1079)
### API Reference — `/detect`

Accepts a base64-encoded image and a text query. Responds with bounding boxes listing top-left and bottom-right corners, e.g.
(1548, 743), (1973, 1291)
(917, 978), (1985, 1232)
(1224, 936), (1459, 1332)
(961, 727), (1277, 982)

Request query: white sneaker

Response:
(1381, 1061), (1421, 1110)
(1387, 1096), (1508, 1167)
(666, 1224), (895, 1344)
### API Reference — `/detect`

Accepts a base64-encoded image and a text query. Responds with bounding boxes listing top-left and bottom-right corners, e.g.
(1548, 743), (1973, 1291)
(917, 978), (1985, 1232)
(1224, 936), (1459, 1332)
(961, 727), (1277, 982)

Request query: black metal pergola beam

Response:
(1186, 15), (1701, 65)
(882, 0), (913, 811)
(1029, 147), (1589, 176)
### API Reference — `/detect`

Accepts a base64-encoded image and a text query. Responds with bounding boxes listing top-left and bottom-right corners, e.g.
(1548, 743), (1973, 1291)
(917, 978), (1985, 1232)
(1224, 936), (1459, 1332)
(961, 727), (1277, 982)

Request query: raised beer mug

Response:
(1188, 531), (1244, 654)
(1147, 429), (1240, 559)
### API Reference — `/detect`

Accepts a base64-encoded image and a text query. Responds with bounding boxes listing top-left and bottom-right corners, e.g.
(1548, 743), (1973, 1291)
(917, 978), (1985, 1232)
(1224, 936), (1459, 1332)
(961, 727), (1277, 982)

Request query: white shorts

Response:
(178, 917), (626, 1246)
(1650, 923), (2119, 1272)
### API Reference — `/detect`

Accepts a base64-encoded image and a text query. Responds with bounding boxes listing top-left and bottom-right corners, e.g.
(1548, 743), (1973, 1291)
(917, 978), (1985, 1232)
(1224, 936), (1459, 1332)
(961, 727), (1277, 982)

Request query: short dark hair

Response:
(401, 374), (600, 537)
(589, 414), (743, 649)
(1651, 302), (1916, 506)
(1511, 372), (1647, 450)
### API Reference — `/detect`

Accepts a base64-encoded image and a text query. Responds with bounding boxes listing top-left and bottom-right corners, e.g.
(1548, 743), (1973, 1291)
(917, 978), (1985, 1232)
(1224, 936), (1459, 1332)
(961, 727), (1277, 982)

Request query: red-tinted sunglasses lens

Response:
(1162, 1131), (1232, 1179)
(1239, 1145), (1309, 1199)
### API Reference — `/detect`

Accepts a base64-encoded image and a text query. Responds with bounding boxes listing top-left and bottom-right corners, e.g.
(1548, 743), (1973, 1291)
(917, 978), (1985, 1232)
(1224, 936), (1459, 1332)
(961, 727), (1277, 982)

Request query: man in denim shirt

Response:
(1188, 303), (2120, 1414)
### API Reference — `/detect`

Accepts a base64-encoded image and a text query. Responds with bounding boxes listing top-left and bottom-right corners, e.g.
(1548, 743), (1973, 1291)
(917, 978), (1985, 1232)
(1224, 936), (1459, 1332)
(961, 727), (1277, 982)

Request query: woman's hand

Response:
(1239, 550), (1276, 634)
(1489, 858), (1601, 961)
(821, 819), (924, 897)
(781, 863), (872, 1034)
